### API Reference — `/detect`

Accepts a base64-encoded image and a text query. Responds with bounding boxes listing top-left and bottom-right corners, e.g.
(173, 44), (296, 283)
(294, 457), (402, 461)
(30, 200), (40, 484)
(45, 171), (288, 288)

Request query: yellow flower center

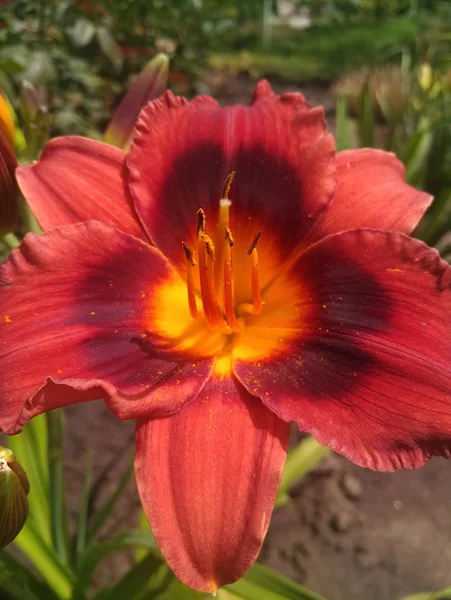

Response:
(148, 174), (305, 371)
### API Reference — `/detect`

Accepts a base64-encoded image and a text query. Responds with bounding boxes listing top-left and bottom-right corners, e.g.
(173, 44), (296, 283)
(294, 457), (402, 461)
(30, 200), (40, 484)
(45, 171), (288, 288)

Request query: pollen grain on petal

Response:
(3, 315), (12, 324)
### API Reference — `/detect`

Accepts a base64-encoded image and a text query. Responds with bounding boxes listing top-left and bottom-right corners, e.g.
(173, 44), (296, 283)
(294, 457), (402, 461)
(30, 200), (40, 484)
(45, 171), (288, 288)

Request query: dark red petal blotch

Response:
(235, 229), (451, 471)
(0, 222), (213, 434)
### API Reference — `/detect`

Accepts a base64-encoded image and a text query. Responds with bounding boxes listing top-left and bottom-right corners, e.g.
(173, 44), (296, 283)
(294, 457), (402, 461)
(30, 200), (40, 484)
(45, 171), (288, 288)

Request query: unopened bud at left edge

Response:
(0, 446), (29, 548)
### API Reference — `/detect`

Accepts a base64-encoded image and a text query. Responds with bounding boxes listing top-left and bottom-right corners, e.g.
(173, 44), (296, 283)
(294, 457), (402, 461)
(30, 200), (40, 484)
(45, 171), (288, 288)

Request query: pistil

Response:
(215, 171), (235, 295)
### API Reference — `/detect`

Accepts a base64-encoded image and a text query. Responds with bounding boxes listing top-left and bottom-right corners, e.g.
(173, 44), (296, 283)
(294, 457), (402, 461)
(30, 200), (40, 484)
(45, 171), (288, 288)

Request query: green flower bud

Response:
(0, 446), (29, 548)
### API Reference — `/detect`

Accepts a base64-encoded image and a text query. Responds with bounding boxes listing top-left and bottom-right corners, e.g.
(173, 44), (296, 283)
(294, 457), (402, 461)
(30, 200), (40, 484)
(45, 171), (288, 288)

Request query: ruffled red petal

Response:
(0, 222), (213, 434)
(135, 373), (289, 592)
(127, 87), (335, 277)
(235, 229), (451, 471)
(307, 149), (432, 243)
(16, 137), (146, 239)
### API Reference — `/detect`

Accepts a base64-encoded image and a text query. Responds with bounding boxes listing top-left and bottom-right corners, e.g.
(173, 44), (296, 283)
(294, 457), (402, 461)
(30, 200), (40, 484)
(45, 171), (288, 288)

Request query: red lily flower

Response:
(2, 81), (451, 592)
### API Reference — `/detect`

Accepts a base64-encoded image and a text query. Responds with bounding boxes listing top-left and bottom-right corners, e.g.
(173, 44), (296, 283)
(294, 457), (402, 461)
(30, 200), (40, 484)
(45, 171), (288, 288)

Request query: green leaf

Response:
(334, 94), (354, 152)
(66, 18), (96, 47)
(157, 563), (326, 600)
(47, 410), (70, 565)
(276, 436), (329, 507)
(397, 588), (451, 600)
(357, 78), (374, 147)
(0, 551), (59, 600)
(74, 452), (93, 563)
(87, 460), (133, 543)
(21, 51), (57, 86)
(76, 530), (161, 591)
(226, 563), (327, 600)
(94, 553), (171, 600)
(12, 520), (74, 599)
(96, 27), (123, 72)
(402, 121), (433, 188)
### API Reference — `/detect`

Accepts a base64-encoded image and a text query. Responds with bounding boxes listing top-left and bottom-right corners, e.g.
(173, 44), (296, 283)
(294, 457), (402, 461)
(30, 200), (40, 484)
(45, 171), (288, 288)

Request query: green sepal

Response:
(0, 446), (29, 548)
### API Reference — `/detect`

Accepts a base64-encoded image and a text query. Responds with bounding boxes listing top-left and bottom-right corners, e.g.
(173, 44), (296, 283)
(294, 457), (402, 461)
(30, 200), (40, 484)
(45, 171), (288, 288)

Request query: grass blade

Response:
(76, 529), (161, 591)
(13, 520), (74, 599)
(87, 460), (133, 543)
(75, 452), (93, 564)
(0, 550), (59, 600)
(93, 553), (171, 600)
(47, 410), (70, 565)
(276, 436), (329, 507)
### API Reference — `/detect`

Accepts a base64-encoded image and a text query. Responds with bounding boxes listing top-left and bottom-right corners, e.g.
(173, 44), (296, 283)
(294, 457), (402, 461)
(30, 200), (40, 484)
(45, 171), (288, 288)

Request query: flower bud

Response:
(104, 53), (169, 150)
(0, 446), (29, 548)
(0, 93), (15, 149)
(0, 131), (20, 234)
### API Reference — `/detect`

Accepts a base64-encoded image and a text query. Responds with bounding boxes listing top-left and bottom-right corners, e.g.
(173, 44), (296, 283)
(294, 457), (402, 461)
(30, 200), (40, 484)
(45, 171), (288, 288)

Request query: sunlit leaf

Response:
(0, 551), (59, 600)
(76, 530), (161, 591)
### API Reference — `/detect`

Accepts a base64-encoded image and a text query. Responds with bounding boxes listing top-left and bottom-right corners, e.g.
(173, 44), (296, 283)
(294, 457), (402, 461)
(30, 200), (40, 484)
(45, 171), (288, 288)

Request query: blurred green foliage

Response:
(0, 0), (266, 137)
(334, 25), (451, 257)
(212, 19), (418, 83)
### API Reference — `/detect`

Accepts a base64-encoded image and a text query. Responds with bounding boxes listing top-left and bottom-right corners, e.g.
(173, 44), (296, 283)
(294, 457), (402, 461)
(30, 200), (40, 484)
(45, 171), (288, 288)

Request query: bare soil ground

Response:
(61, 71), (451, 600)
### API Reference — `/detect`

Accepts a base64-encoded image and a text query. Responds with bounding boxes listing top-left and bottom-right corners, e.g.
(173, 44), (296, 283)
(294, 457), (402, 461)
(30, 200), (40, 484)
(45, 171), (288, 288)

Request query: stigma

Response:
(181, 173), (263, 332)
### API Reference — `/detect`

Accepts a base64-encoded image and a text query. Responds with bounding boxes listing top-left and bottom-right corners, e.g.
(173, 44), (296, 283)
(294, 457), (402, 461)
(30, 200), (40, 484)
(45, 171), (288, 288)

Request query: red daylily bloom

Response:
(3, 81), (451, 592)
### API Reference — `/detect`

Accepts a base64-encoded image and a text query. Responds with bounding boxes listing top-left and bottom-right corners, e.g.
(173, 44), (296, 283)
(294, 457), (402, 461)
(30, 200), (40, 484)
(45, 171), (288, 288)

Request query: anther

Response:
(181, 242), (199, 318)
(247, 231), (263, 255)
(182, 241), (196, 266)
(225, 226), (234, 247)
(248, 232), (263, 315)
(200, 234), (215, 262)
(197, 208), (206, 236)
(221, 171), (236, 201)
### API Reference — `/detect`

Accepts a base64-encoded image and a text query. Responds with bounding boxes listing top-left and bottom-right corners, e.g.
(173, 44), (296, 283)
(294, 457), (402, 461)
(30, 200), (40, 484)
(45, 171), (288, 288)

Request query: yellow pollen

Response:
(90, 311), (96, 316)
(3, 314), (12, 324)
(214, 355), (232, 376)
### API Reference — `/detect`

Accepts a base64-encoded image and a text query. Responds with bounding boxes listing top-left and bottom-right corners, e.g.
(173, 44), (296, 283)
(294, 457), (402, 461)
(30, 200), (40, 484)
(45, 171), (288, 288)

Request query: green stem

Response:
(47, 410), (70, 565)
(2, 232), (21, 250)
(13, 523), (74, 599)
(276, 436), (329, 507)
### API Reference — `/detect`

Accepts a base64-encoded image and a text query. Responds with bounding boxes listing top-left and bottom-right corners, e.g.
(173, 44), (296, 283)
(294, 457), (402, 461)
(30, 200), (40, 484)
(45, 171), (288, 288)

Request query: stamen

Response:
(247, 232), (263, 315)
(198, 234), (224, 328)
(182, 242), (199, 319)
(223, 227), (241, 331)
